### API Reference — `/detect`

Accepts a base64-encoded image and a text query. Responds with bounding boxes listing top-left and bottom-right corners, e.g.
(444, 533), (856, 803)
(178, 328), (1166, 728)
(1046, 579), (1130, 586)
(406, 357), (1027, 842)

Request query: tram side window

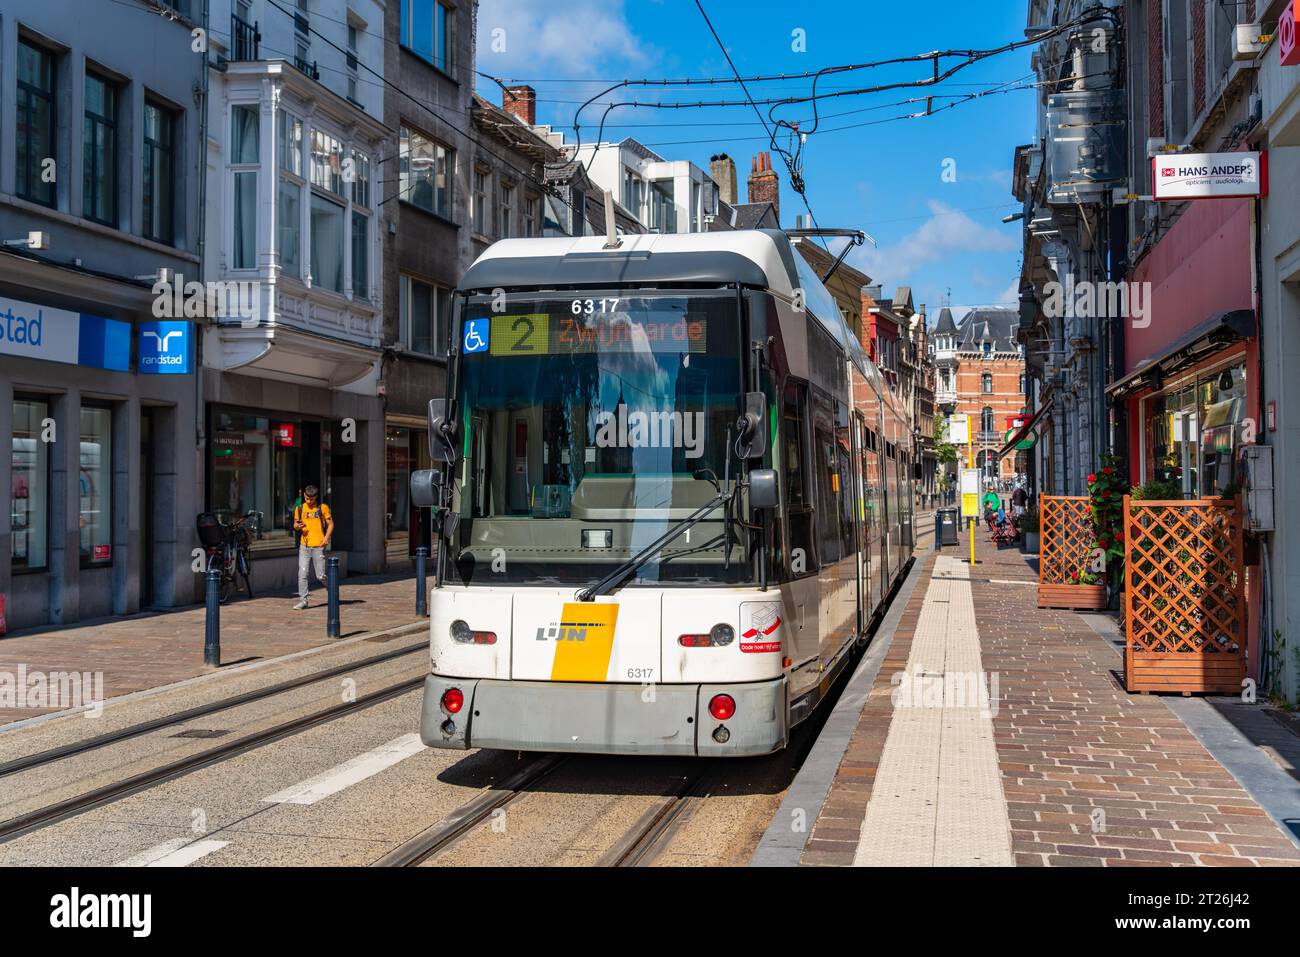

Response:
(813, 426), (841, 566)
(836, 404), (856, 557)
(782, 382), (817, 578)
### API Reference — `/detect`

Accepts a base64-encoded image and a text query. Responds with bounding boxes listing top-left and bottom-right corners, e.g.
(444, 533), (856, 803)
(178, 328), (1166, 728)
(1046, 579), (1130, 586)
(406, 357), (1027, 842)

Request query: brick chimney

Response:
(709, 153), (737, 206)
(747, 151), (780, 224)
(503, 85), (536, 125)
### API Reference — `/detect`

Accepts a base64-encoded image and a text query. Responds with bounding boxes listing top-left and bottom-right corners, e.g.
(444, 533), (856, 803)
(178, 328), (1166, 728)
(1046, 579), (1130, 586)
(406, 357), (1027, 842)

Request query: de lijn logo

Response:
(138, 321), (191, 374)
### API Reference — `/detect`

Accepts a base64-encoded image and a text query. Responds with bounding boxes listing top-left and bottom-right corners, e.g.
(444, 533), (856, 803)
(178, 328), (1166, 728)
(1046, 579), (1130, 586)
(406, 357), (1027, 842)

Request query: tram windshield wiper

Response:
(574, 486), (736, 603)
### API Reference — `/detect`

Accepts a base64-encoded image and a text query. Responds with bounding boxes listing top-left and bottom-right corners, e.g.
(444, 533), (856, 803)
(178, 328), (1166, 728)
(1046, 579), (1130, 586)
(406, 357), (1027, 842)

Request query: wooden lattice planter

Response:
(1037, 496), (1104, 609)
(1123, 496), (1246, 694)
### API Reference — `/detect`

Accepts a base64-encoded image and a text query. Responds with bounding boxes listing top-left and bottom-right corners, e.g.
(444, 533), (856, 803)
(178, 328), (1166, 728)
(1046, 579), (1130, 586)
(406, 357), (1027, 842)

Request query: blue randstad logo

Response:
(139, 321), (191, 374)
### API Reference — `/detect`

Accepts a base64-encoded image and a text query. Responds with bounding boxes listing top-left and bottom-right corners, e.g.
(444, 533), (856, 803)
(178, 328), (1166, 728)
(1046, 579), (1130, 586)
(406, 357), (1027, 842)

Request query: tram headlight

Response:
(709, 623), (735, 647)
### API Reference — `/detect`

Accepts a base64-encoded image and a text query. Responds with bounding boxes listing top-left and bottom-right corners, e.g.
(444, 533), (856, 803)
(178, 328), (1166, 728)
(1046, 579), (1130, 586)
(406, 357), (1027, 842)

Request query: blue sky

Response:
(475, 0), (1036, 324)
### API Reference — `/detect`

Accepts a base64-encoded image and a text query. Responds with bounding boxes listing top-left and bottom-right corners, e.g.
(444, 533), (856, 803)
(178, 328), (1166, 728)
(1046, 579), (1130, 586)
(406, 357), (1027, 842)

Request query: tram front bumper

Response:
(418, 674), (787, 757)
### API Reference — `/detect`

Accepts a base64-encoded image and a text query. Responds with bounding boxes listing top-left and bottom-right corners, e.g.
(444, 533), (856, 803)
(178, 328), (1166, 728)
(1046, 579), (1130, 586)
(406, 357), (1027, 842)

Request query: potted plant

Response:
(1019, 509), (1040, 554)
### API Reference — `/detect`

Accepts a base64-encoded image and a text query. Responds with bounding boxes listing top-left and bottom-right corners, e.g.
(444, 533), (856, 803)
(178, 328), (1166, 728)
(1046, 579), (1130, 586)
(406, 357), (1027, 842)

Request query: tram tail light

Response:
(708, 694), (736, 721)
(441, 687), (465, 714)
(678, 623), (736, 648)
(450, 619), (496, 644)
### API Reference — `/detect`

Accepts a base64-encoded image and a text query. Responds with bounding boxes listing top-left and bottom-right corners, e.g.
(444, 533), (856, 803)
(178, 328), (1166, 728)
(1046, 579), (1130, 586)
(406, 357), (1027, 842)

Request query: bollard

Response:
(415, 546), (429, 617)
(327, 555), (341, 639)
(204, 567), (221, 667)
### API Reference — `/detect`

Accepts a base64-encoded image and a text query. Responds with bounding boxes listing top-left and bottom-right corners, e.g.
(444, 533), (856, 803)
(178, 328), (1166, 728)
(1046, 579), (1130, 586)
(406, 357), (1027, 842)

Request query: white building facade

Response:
(200, 0), (390, 586)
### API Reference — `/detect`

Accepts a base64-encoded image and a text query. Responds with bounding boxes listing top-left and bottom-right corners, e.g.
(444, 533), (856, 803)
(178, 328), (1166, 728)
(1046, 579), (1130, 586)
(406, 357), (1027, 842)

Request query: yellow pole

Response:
(967, 442), (977, 566)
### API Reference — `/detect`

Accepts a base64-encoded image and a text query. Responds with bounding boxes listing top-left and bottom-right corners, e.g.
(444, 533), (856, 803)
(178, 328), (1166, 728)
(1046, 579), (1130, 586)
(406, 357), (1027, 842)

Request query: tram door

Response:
(469, 413), (491, 516)
(852, 412), (868, 634)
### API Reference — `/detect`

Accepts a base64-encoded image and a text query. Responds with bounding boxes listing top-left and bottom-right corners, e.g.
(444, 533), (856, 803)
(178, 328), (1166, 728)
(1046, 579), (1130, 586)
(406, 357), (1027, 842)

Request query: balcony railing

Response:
(294, 56), (320, 81)
(231, 14), (260, 61)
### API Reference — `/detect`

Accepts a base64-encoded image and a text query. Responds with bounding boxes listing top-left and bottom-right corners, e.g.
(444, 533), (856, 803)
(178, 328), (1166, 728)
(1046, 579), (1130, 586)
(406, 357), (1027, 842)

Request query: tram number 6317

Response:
(571, 298), (620, 315)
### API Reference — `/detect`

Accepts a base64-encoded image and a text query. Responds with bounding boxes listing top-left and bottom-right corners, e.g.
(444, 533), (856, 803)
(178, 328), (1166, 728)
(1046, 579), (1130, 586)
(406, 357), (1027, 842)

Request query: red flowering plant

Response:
(1086, 455), (1130, 581)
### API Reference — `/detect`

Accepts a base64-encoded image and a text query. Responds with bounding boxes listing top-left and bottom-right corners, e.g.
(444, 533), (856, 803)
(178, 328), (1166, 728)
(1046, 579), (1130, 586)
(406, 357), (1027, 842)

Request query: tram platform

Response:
(754, 532), (1300, 867)
(0, 571), (427, 726)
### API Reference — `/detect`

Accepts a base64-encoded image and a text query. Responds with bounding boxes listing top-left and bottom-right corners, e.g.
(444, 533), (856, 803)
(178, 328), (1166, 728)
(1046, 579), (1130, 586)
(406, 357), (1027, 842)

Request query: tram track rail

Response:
(599, 772), (708, 867)
(0, 639), (428, 779)
(0, 673), (427, 845)
(374, 754), (569, 867)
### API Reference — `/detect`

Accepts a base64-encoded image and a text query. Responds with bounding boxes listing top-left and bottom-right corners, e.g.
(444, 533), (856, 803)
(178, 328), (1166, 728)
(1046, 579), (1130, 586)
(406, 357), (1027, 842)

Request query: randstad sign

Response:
(0, 295), (130, 371)
(1152, 151), (1267, 201)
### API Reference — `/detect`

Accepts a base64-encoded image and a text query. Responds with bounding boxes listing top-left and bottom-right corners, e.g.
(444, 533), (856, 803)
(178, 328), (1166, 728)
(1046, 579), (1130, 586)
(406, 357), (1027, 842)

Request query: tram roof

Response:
(459, 229), (801, 298)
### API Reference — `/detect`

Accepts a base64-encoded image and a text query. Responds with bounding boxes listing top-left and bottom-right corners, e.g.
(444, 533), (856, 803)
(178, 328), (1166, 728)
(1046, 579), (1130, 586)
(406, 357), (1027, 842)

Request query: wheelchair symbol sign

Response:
(463, 318), (490, 354)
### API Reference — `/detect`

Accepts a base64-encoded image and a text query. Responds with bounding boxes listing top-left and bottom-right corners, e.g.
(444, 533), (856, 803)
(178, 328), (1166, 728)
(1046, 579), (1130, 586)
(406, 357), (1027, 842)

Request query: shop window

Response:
(80, 405), (113, 566)
(1197, 365), (1247, 497)
(210, 409), (325, 550)
(12, 397), (50, 572)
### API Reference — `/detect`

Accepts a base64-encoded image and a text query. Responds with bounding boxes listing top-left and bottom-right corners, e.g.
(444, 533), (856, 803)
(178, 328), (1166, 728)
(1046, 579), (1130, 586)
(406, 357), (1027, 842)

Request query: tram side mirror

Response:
(749, 469), (779, 509)
(410, 469), (442, 508)
(428, 399), (458, 465)
(736, 392), (768, 460)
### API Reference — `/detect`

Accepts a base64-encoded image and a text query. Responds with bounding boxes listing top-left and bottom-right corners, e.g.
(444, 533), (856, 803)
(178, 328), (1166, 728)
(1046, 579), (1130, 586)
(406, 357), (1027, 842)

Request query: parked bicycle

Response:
(196, 510), (261, 603)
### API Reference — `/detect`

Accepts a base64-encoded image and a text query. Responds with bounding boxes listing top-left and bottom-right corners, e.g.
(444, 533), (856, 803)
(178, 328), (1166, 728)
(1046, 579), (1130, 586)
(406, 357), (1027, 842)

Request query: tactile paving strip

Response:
(854, 556), (1013, 866)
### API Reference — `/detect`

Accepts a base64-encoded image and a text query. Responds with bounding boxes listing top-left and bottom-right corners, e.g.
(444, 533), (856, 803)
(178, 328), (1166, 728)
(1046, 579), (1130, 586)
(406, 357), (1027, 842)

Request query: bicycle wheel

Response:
(238, 548), (254, 599)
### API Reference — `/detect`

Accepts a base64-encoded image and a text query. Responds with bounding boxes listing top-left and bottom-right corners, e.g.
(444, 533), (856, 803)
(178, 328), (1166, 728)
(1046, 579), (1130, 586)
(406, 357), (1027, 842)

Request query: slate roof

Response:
(955, 307), (1019, 352)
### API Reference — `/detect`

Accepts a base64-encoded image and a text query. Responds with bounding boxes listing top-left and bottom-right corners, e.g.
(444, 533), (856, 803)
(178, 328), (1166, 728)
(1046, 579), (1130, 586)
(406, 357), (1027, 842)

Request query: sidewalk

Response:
(0, 572), (426, 725)
(761, 531), (1300, 867)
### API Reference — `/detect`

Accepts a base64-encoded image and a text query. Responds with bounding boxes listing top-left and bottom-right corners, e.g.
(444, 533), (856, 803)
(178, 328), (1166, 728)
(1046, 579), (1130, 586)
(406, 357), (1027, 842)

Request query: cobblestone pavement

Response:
(801, 534), (1300, 867)
(0, 573), (425, 725)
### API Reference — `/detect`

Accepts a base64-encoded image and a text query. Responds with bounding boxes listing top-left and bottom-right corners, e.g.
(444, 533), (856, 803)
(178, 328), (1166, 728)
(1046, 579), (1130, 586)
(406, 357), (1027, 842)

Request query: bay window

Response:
(231, 104), (259, 269)
(351, 210), (368, 298)
(311, 193), (345, 294)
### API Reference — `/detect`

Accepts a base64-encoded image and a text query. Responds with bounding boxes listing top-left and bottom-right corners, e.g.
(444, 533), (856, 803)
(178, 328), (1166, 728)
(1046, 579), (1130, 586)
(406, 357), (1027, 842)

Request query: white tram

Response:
(410, 229), (914, 757)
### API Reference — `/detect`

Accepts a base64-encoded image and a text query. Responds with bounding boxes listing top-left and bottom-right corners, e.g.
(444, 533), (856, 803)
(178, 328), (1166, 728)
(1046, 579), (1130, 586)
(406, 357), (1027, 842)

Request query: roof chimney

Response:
(747, 151), (780, 225)
(709, 153), (737, 206)
(503, 85), (536, 126)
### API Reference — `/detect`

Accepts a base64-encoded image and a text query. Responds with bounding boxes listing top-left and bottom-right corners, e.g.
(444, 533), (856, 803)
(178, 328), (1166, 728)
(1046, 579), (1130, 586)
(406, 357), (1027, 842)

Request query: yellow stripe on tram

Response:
(550, 603), (620, 681)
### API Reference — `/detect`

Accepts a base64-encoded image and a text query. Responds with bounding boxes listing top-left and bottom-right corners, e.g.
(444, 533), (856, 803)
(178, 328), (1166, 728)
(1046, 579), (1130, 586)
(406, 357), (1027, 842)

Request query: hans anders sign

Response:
(1152, 151), (1267, 201)
(138, 321), (191, 374)
(0, 296), (130, 371)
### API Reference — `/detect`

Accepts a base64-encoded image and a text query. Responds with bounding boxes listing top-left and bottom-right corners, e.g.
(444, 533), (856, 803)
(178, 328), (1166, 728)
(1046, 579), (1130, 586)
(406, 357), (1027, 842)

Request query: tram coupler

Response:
(326, 556), (341, 638)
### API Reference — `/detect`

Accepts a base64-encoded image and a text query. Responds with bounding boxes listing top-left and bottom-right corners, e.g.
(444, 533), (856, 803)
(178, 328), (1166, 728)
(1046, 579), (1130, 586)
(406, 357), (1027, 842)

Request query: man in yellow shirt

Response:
(293, 484), (334, 610)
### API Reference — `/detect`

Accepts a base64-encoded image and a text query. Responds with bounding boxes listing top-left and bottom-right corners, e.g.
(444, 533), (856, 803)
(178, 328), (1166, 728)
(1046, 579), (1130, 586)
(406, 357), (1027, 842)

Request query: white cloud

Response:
(848, 200), (1017, 287)
(476, 0), (652, 81)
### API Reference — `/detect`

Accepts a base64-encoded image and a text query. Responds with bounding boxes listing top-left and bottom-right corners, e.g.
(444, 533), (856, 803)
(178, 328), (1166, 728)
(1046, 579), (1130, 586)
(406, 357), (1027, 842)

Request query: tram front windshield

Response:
(447, 291), (752, 587)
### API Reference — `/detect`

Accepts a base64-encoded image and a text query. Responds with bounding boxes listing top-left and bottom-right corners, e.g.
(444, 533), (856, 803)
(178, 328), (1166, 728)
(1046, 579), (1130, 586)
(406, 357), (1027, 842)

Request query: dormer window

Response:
(982, 341), (992, 357)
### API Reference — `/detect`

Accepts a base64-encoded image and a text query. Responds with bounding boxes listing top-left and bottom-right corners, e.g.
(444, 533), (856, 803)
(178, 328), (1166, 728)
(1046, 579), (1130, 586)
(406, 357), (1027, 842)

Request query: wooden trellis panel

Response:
(1037, 495), (1100, 608)
(1123, 496), (1246, 694)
